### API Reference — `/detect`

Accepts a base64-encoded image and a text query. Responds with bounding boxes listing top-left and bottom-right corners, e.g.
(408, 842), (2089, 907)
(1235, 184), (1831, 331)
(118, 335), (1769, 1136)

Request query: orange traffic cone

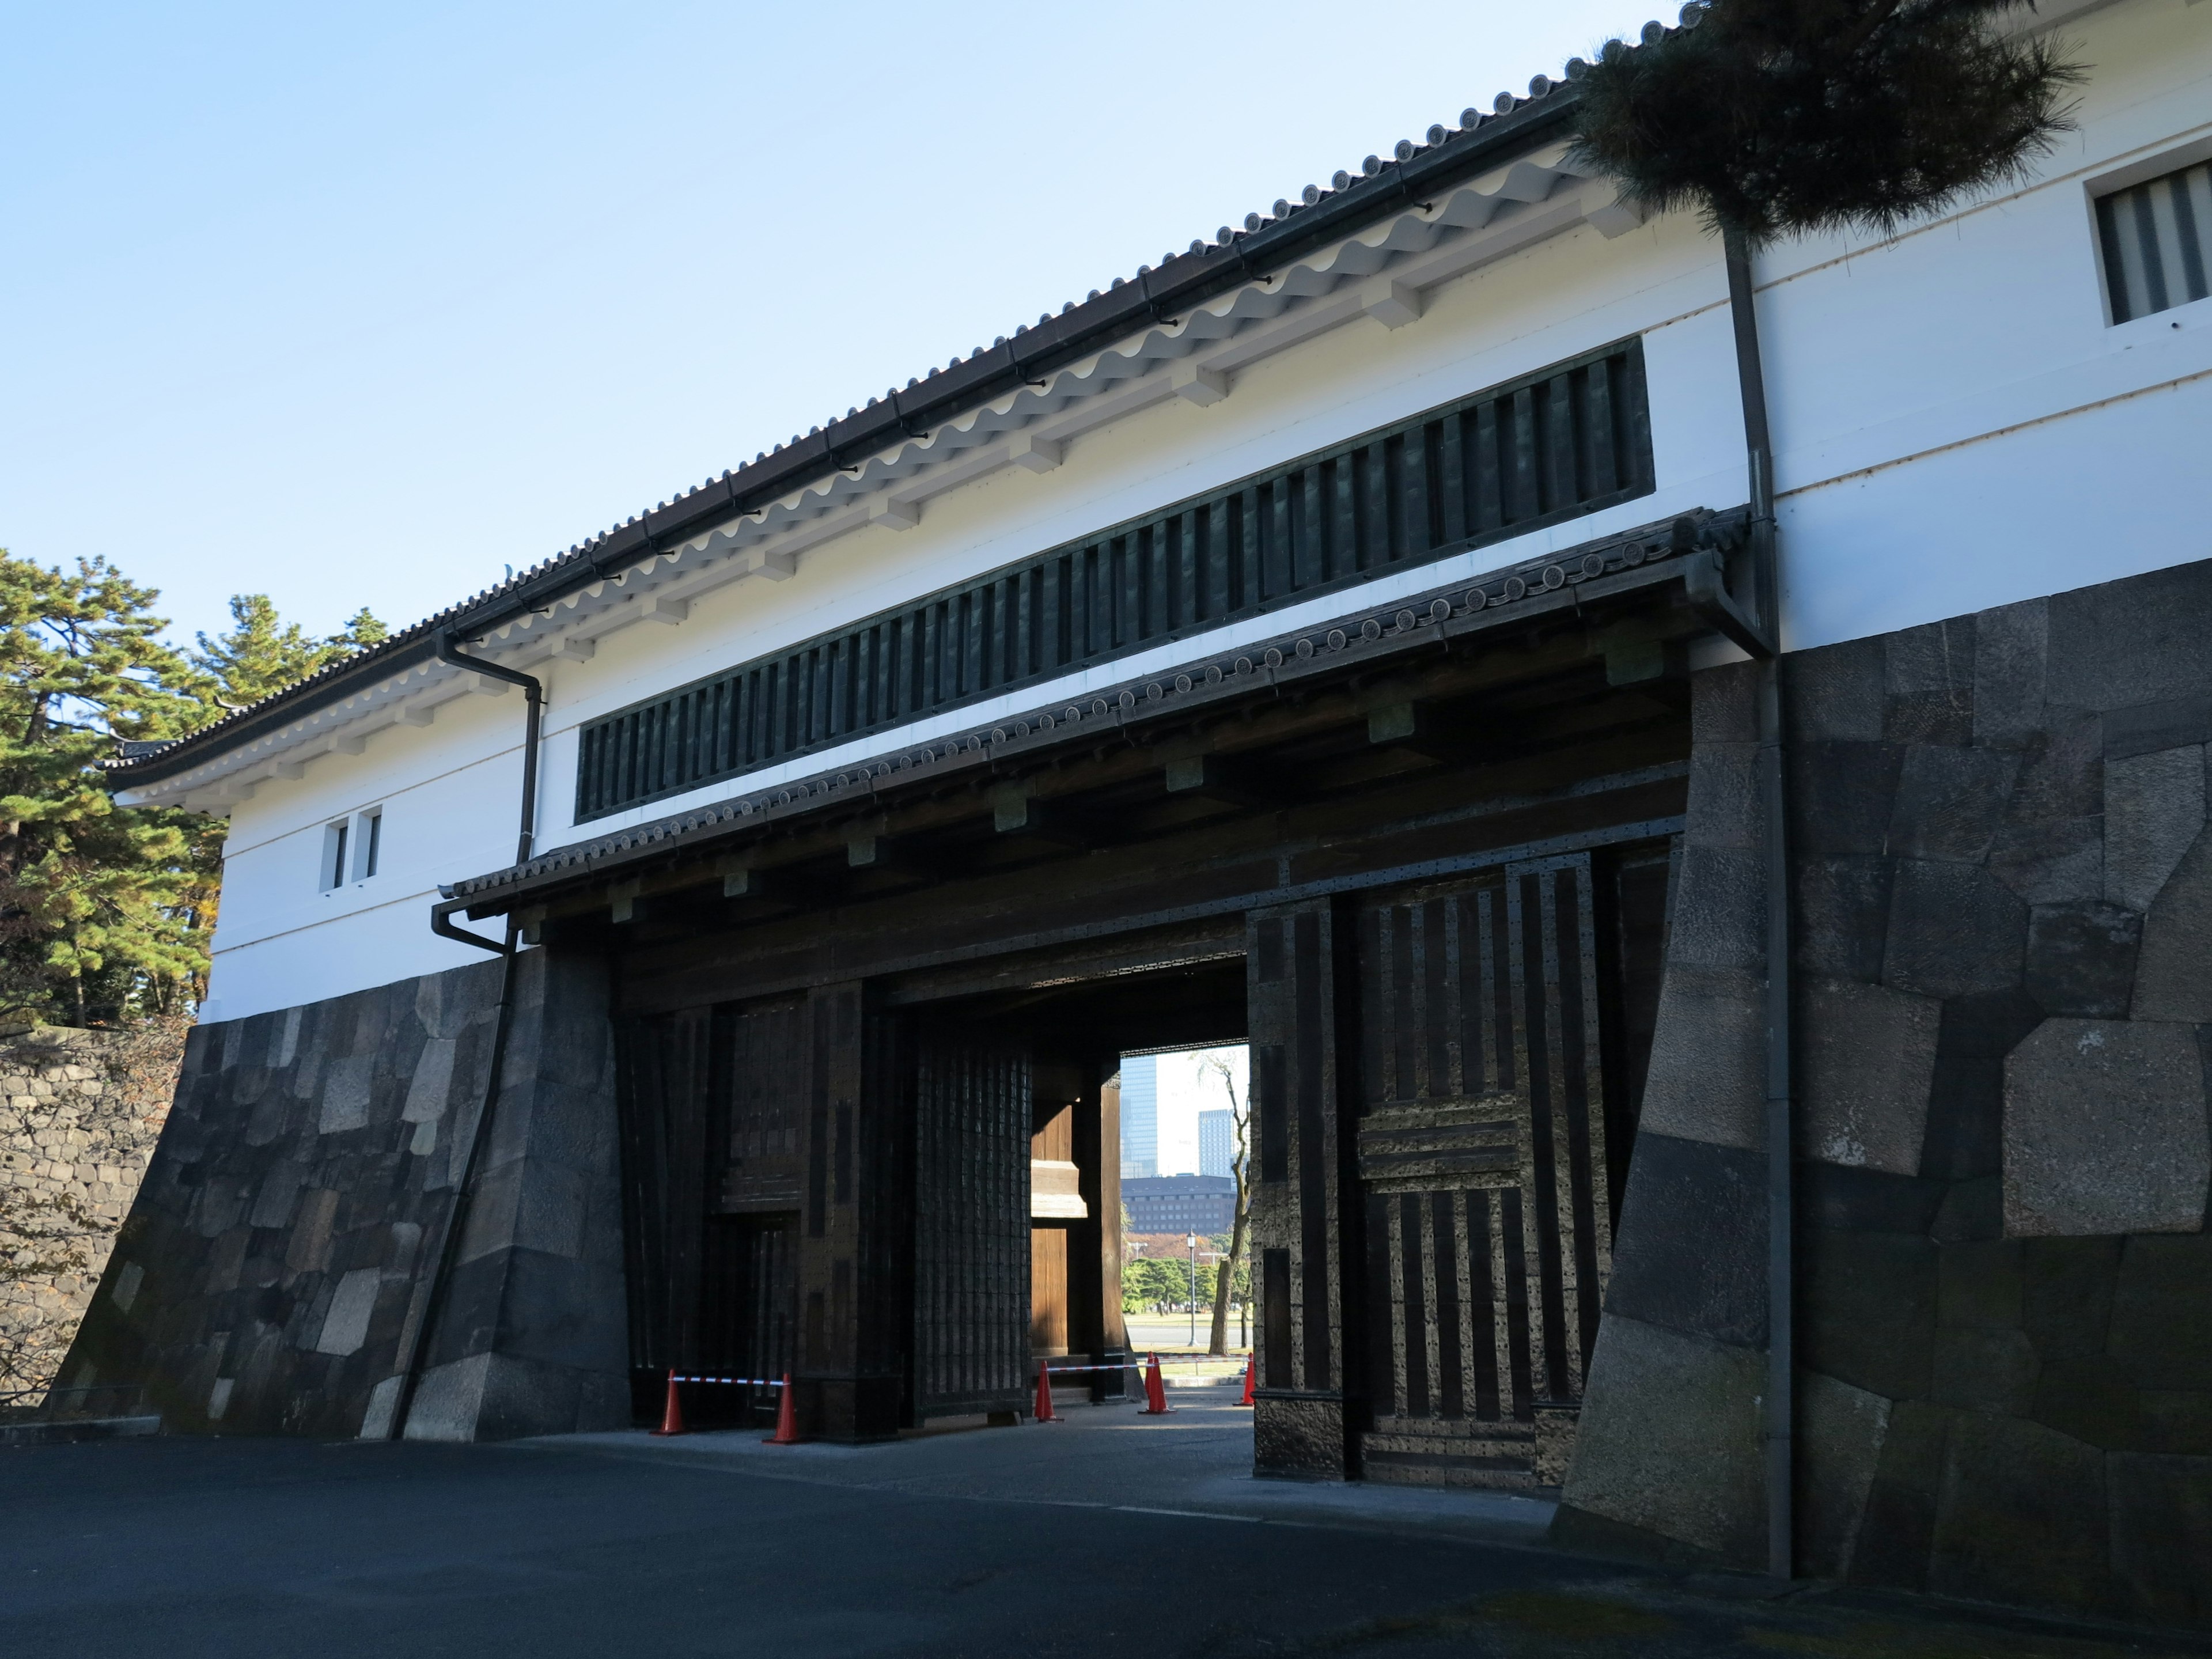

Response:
(1139, 1351), (1170, 1415)
(1033, 1361), (1059, 1423)
(651, 1368), (685, 1436)
(1237, 1355), (1255, 1407)
(765, 1372), (800, 1444)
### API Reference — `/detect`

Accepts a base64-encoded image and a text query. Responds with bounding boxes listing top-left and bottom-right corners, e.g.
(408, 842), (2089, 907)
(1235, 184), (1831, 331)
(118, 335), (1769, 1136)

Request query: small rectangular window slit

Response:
(2098, 157), (2212, 324)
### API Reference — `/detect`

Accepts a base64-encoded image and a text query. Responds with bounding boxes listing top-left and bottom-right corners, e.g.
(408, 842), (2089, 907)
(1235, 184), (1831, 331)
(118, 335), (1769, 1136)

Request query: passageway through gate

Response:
(596, 565), (1694, 1472)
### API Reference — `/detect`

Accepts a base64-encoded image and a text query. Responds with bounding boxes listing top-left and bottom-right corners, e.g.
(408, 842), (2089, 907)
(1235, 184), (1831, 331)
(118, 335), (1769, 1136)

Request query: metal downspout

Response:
(1725, 229), (1795, 1582)
(384, 638), (544, 1440)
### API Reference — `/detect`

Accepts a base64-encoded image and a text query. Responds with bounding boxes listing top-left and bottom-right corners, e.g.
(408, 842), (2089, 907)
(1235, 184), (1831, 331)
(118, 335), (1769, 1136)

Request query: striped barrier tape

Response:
(1038, 1357), (1253, 1375)
(666, 1374), (785, 1387)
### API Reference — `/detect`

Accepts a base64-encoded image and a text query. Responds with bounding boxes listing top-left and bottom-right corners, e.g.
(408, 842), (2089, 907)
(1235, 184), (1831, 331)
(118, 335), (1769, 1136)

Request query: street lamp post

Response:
(1187, 1232), (1198, 1348)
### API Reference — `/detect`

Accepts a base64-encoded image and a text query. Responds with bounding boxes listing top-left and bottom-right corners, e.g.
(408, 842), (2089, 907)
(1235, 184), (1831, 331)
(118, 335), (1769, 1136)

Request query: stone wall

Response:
(1558, 559), (2212, 1629)
(57, 948), (629, 1442)
(0, 1022), (185, 1407)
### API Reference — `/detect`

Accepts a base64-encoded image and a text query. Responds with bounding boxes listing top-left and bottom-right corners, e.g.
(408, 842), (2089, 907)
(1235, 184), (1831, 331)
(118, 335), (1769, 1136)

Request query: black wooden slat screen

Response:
(577, 338), (1652, 821)
(1351, 853), (1618, 1488)
(911, 1041), (1031, 1417)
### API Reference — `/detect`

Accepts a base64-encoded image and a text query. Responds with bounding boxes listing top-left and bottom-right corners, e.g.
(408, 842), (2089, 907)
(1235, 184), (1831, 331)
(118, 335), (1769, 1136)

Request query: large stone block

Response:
(1253, 1393), (1346, 1479)
(1849, 1399), (1953, 1592)
(2008, 714), (2105, 824)
(2141, 1391), (2212, 1456)
(402, 1037), (456, 1125)
(1799, 976), (1940, 1175)
(1921, 988), (2042, 1184)
(1684, 741), (1760, 853)
(1883, 618), (1976, 745)
(1559, 1314), (1764, 1565)
(313, 1267), (379, 1357)
(1988, 815), (2104, 908)
(2104, 745), (2206, 914)
(1931, 1175), (2003, 1244)
(1927, 1414), (2110, 1613)
(1930, 1328), (2039, 1415)
(2003, 1019), (2210, 1237)
(1972, 596), (2047, 747)
(2021, 1236), (2122, 1360)
(2023, 899), (2141, 1018)
(2108, 1236), (2212, 1393)
(1883, 860), (2028, 1001)
(1785, 637), (1885, 743)
(1604, 1132), (1766, 1347)
(1793, 857), (1893, 983)
(1790, 740), (1905, 858)
(1886, 744), (2018, 863)
(2133, 827), (2212, 1022)
(1801, 1161), (1947, 1237)
(1796, 1369), (1891, 1581)
(2104, 695), (2212, 762)
(2046, 558), (2212, 714)
(1665, 846), (1765, 971)
(1803, 1228), (1938, 1402)
(1937, 1239), (2022, 1330)
(1692, 658), (1762, 745)
(2032, 1354), (2142, 1451)
(2107, 1453), (2212, 1627)
(1636, 963), (1763, 1152)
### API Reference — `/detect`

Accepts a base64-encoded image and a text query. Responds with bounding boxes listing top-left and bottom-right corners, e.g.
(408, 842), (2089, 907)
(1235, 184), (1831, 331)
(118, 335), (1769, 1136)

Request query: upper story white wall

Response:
(1758, 0), (2212, 648)
(199, 0), (2211, 1021)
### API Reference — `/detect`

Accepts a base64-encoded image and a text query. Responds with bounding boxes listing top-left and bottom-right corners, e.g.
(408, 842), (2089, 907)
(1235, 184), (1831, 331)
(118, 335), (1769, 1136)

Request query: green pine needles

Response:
(0, 552), (385, 1027)
(1572, 0), (2085, 244)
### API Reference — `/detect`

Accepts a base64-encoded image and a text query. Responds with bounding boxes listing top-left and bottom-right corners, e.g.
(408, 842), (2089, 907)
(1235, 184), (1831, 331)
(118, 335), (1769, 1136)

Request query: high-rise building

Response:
(1198, 1109), (1234, 1179)
(1118, 1054), (1157, 1180)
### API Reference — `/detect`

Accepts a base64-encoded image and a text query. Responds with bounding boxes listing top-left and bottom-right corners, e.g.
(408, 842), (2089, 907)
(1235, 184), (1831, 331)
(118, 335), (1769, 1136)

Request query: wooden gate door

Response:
(909, 1039), (1032, 1422)
(618, 997), (808, 1426)
(1352, 852), (1616, 1488)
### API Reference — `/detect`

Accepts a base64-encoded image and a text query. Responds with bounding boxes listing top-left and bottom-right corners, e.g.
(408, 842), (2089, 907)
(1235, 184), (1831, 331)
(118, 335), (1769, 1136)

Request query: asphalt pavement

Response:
(4, 1396), (2203, 1658)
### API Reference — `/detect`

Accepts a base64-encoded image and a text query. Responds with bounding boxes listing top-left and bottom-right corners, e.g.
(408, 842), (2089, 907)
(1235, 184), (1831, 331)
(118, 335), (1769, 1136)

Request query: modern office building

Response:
(1124, 1176), (1237, 1238)
(1117, 1055), (1158, 1180)
(1198, 1109), (1234, 1180)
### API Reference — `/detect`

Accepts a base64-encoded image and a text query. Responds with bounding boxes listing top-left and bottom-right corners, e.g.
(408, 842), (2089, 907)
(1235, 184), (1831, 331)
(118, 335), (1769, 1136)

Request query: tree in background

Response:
(0, 555), (221, 1027)
(0, 554), (384, 1028)
(1200, 1053), (1251, 1357)
(191, 594), (386, 706)
(1571, 0), (2081, 245)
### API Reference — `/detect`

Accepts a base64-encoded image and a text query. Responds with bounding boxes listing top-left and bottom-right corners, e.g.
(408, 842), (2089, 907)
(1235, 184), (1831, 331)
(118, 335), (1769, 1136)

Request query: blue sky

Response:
(4, 2), (1664, 649)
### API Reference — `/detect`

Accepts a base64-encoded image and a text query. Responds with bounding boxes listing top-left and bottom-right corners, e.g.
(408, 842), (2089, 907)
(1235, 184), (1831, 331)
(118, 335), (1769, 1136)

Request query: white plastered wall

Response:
(201, 0), (2211, 1021)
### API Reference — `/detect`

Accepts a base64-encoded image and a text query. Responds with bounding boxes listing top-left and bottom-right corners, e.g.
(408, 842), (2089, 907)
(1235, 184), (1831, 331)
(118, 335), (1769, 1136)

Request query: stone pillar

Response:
(1560, 562), (2212, 1628)
(1248, 898), (1356, 1478)
(391, 949), (629, 1442)
(1554, 661), (1772, 1564)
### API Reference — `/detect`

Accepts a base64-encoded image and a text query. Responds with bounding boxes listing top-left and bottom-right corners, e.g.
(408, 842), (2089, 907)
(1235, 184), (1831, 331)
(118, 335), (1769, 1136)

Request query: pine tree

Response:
(0, 554), (222, 1026)
(1571, 1), (2083, 244)
(190, 594), (388, 708)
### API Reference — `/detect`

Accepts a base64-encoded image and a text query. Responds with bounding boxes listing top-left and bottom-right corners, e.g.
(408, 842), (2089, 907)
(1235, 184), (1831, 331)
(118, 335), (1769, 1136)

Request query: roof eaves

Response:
(104, 60), (1645, 789)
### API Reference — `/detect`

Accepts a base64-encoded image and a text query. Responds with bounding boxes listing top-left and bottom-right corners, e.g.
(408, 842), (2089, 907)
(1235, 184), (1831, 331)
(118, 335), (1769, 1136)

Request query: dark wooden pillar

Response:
(794, 980), (907, 1441)
(1248, 898), (1359, 1478)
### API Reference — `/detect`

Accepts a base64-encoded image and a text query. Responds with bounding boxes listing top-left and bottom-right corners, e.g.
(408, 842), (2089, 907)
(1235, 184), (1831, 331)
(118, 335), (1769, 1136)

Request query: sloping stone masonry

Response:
(57, 949), (628, 1441)
(1558, 560), (2212, 1631)
(0, 1022), (185, 1406)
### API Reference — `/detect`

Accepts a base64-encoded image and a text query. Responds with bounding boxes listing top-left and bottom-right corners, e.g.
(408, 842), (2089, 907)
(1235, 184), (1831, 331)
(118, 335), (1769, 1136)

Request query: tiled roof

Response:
(105, 13), (1700, 789)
